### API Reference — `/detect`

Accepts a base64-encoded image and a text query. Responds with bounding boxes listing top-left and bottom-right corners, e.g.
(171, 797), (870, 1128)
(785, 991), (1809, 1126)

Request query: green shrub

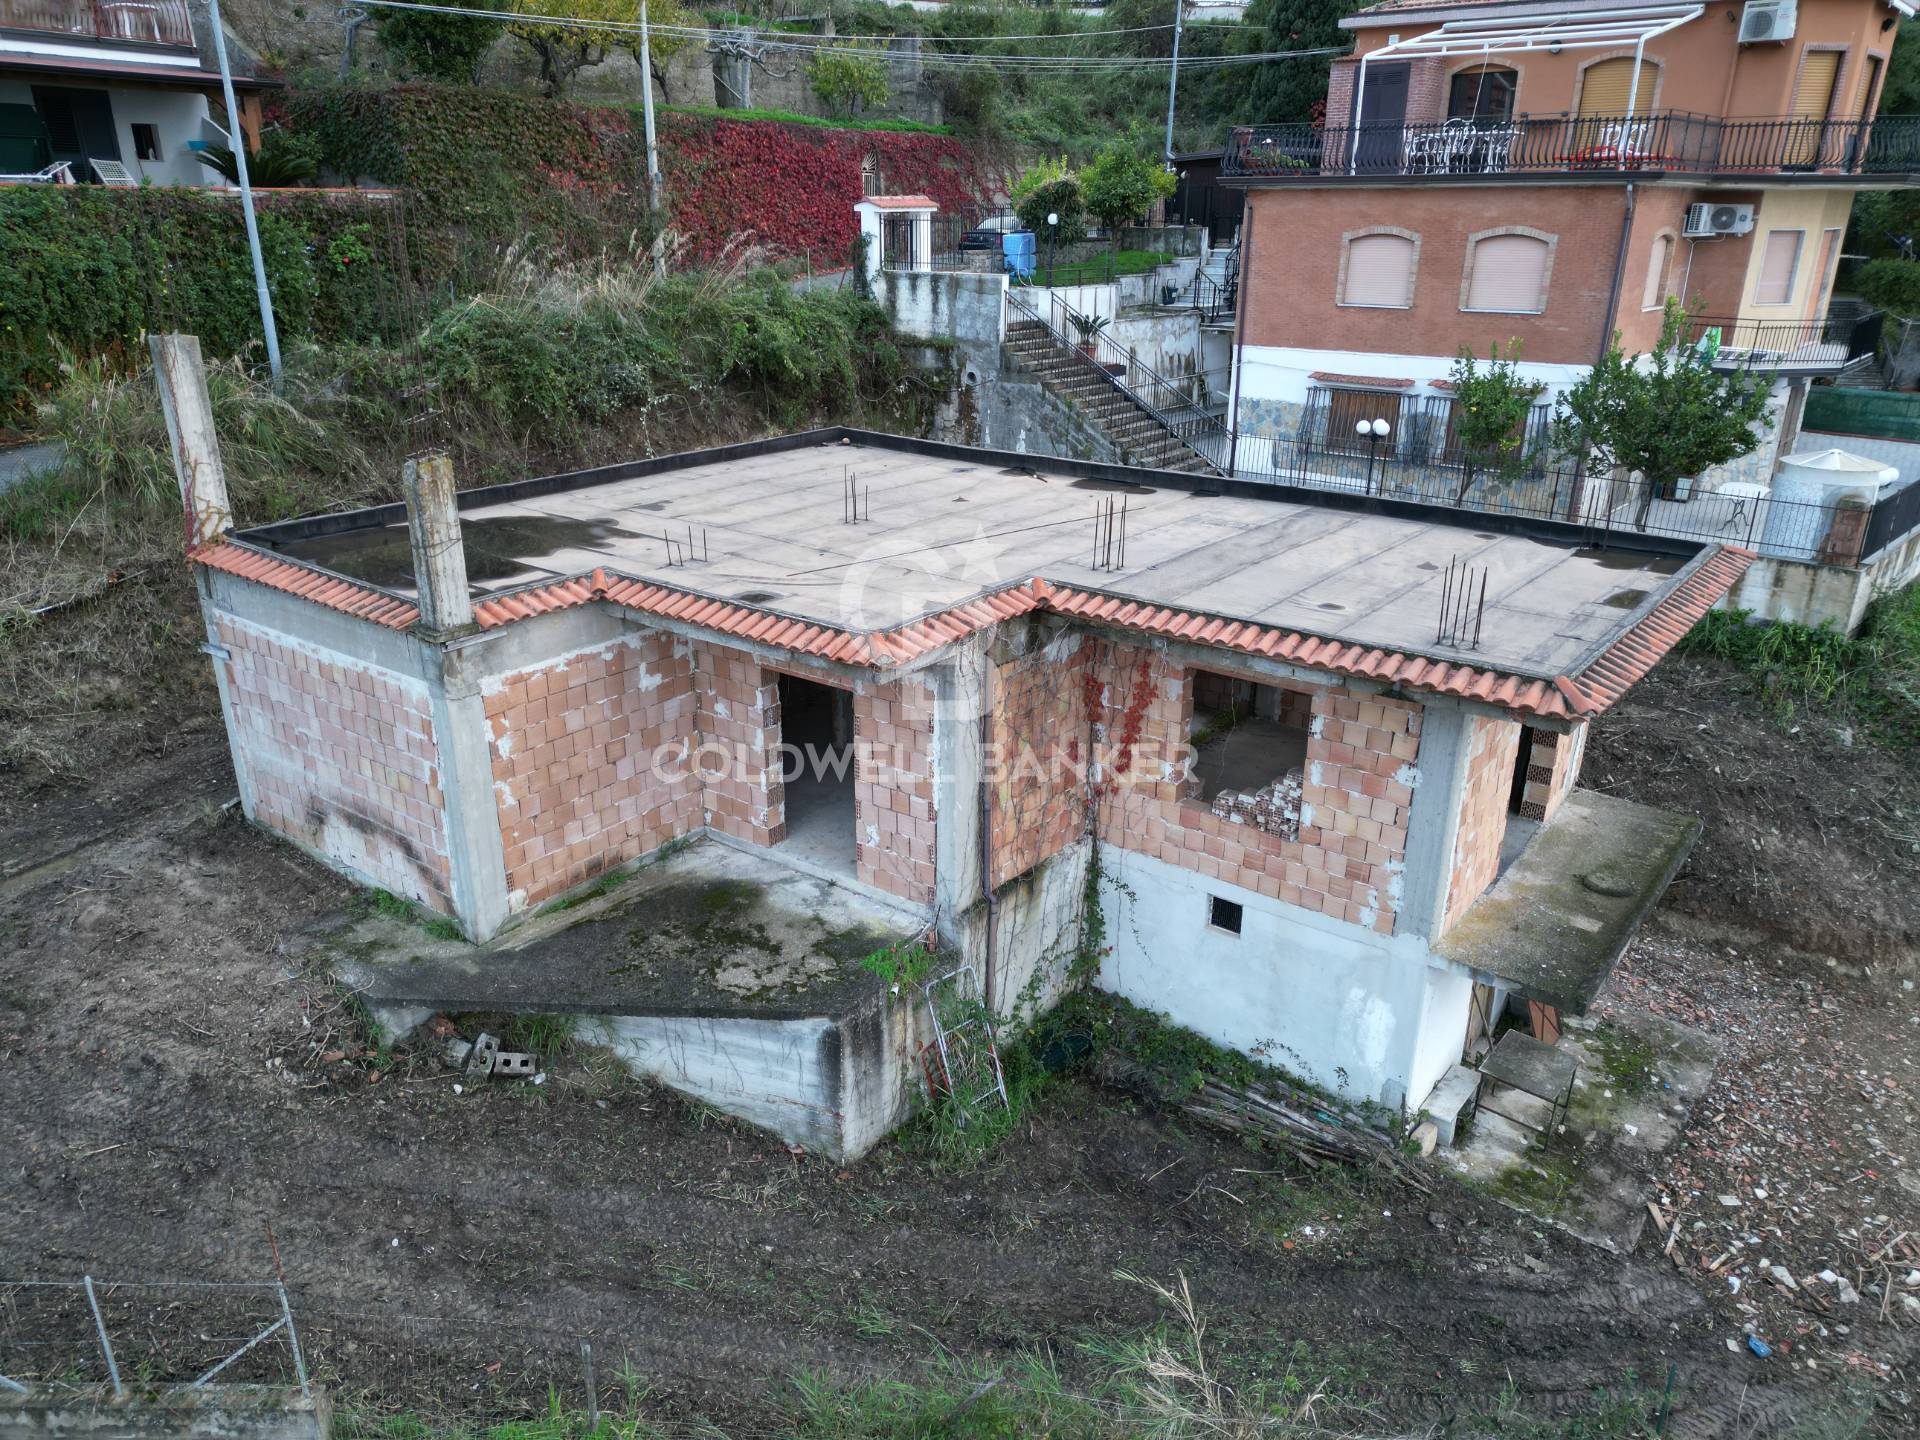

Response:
(1856, 256), (1920, 320)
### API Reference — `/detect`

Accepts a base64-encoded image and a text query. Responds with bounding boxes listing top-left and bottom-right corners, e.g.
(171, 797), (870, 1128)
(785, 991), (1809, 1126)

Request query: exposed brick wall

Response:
(695, 641), (783, 847)
(1091, 642), (1421, 936)
(482, 633), (701, 911)
(1242, 185), (1630, 366)
(216, 616), (452, 909)
(1443, 714), (1521, 932)
(855, 676), (936, 904)
(1519, 722), (1587, 824)
(988, 635), (1088, 889)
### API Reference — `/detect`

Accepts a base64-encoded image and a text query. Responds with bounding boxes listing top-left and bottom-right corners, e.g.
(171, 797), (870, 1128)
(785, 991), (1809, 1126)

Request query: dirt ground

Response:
(0, 575), (1916, 1434)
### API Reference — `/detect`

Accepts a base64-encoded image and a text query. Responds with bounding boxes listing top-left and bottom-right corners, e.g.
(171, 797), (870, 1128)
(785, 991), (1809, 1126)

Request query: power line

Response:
(346, 0), (1330, 70)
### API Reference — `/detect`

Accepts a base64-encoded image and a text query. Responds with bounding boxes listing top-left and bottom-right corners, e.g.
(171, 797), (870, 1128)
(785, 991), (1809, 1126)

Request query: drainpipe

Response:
(977, 776), (997, 1012)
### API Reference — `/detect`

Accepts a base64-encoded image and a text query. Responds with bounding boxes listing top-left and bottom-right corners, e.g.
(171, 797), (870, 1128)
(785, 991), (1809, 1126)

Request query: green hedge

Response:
(0, 186), (406, 418)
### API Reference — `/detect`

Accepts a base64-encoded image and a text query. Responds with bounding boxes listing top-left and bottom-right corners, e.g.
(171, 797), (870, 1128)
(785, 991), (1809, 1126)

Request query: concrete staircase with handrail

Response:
(1002, 319), (1222, 476)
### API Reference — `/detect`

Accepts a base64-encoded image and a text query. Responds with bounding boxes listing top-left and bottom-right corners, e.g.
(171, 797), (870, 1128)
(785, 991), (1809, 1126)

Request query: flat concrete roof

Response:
(1434, 790), (1702, 1015)
(262, 433), (1694, 681)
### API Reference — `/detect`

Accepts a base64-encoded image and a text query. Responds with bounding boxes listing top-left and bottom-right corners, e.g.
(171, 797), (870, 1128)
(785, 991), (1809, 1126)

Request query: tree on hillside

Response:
(808, 42), (891, 116)
(1011, 156), (1087, 244)
(379, 9), (504, 84)
(1244, 0), (1359, 125)
(509, 0), (634, 98)
(1082, 135), (1178, 233)
(1551, 302), (1775, 531)
(622, 0), (699, 103)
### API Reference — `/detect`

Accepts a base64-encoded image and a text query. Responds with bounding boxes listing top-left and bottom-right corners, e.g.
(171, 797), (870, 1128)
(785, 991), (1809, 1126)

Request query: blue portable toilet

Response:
(1002, 231), (1036, 281)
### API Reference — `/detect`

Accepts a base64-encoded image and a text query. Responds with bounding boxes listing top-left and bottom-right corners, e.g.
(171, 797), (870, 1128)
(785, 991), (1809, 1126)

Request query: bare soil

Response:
(0, 604), (1915, 1432)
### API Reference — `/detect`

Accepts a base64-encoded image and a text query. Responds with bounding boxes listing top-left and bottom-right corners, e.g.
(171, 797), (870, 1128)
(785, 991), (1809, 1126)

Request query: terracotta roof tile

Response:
(192, 535), (1753, 722)
(1309, 371), (1416, 389)
(863, 195), (939, 210)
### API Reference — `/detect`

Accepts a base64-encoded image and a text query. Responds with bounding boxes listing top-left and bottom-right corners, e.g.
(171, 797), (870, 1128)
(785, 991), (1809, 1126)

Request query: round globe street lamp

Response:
(1046, 210), (1060, 289)
(1356, 416), (1392, 496)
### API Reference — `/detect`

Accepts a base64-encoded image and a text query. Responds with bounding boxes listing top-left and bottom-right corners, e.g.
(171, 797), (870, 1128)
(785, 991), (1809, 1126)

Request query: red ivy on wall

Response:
(657, 117), (996, 265)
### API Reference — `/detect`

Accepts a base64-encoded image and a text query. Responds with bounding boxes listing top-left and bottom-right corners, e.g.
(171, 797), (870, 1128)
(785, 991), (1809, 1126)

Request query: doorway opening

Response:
(775, 673), (856, 875)
(1498, 726), (1540, 875)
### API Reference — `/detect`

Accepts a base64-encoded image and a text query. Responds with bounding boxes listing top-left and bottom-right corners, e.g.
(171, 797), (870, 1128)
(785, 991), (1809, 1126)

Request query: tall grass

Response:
(1680, 593), (1920, 747)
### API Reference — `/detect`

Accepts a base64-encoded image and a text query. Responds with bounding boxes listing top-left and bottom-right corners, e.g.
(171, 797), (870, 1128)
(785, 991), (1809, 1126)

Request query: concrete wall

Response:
(876, 269), (1006, 346)
(0, 1387), (330, 1440)
(1724, 525), (1920, 632)
(1109, 307), (1205, 393)
(1099, 847), (1463, 1109)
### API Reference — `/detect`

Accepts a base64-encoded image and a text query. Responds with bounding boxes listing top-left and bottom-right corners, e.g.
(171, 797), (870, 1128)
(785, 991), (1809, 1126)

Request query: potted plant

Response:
(1071, 310), (1111, 359)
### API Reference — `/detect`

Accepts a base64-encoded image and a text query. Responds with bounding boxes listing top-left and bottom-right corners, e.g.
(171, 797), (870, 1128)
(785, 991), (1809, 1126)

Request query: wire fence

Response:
(0, 1278), (308, 1398)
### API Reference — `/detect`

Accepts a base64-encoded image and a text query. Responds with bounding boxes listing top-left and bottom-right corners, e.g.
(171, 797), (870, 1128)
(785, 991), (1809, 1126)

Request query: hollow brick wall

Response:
(1090, 642), (1421, 936)
(1443, 713), (1521, 932)
(854, 676), (936, 904)
(695, 641), (784, 848)
(215, 616), (453, 910)
(482, 632), (702, 912)
(1518, 721), (1587, 824)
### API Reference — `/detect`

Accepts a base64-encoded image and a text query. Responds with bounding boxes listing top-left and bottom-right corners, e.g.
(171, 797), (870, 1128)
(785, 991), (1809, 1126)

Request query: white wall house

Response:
(0, 0), (272, 185)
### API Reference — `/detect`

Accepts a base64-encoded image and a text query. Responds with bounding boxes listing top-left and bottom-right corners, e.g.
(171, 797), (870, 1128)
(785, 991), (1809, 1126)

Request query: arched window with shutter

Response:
(1462, 229), (1556, 314)
(1338, 228), (1419, 308)
(1642, 232), (1675, 311)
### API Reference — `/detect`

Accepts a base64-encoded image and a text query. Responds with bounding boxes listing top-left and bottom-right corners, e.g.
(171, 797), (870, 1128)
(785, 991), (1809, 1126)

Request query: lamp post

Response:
(1046, 210), (1059, 290)
(1356, 416), (1391, 495)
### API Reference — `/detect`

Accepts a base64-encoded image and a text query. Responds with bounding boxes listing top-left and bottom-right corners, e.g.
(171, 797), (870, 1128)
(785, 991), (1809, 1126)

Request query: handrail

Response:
(1006, 285), (1227, 474)
(1223, 111), (1920, 180)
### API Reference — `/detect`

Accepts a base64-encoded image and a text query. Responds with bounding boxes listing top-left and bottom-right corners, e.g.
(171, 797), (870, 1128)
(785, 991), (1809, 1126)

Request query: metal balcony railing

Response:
(0, 0), (195, 47)
(1223, 112), (1920, 180)
(1688, 310), (1883, 372)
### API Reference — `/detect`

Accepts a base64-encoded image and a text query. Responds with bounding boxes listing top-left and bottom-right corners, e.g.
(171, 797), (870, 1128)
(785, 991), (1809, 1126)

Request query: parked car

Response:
(959, 214), (1024, 251)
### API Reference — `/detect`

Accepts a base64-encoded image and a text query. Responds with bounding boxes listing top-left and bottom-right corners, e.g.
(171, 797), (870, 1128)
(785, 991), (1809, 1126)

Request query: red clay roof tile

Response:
(192, 537), (1754, 722)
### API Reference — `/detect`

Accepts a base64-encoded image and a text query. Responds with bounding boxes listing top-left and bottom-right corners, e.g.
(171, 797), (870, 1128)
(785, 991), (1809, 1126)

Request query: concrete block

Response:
(1409, 1119), (1438, 1157)
(0, 1385), (330, 1440)
(1422, 1063), (1482, 1149)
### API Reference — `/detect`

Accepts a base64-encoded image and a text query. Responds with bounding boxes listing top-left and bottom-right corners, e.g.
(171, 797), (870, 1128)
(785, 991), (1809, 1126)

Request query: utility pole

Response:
(206, 0), (282, 384)
(1163, 0), (1185, 163)
(639, 0), (665, 276)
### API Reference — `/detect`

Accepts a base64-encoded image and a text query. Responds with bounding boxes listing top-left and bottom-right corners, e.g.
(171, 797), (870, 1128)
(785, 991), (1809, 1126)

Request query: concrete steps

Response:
(1003, 320), (1220, 476)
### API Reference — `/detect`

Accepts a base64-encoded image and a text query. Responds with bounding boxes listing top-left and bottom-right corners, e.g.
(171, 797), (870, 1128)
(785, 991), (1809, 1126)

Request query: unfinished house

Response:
(159, 337), (1747, 1160)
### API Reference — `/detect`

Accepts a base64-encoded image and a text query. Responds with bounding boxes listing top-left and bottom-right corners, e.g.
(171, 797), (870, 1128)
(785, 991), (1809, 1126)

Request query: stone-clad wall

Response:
(216, 615), (452, 910)
(482, 632), (702, 912)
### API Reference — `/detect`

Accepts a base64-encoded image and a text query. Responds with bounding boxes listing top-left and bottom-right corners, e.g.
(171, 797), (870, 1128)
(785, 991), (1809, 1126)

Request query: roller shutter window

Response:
(1787, 50), (1841, 165)
(1465, 234), (1551, 313)
(1325, 388), (1402, 453)
(1578, 57), (1657, 118)
(1755, 229), (1803, 305)
(1342, 233), (1416, 307)
(1642, 233), (1674, 310)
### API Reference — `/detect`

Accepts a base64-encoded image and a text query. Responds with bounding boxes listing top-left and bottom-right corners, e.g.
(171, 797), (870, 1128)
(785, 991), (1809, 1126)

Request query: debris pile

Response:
(1211, 768), (1304, 840)
(447, 1029), (544, 1089)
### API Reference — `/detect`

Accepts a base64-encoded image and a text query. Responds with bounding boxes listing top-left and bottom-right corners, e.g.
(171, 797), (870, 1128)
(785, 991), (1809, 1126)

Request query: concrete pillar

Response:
(854, 203), (883, 286)
(1394, 702), (1473, 943)
(912, 211), (933, 272)
(149, 333), (232, 549)
(400, 453), (475, 637)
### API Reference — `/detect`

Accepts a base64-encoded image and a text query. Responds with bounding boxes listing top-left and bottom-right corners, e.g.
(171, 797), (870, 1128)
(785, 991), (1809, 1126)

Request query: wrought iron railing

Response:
(1186, 264), (1236, 324)
(1223, 111), (1920, 180)
(1006, 286), (1229, 473)
(0, 0), (195, 45)
(1687, 310), (1883, 371)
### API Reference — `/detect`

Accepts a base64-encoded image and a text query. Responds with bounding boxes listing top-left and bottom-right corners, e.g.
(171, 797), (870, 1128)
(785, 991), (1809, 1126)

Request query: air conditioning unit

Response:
(1684, 202), (1757, 237)
(1738, 0), (1797, 44)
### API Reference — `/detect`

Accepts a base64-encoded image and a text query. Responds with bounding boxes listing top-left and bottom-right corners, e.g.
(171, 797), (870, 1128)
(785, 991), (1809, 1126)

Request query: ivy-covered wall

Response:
(0, 186), (400, 418)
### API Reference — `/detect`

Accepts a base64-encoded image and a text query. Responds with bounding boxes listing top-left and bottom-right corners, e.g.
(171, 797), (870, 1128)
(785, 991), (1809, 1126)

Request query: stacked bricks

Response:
(1094, 642), (1421, 936)
(1210, 768), (1304, 841)
(1443, 713), (1523, 932)
(694, 641), (784, 847)
(854, 676), (937, 904)
(482, 633), (700, 911)
(1516, 721), (1587, 824)
(987, 636), (1088, 889)
(215, 616), (452, 910)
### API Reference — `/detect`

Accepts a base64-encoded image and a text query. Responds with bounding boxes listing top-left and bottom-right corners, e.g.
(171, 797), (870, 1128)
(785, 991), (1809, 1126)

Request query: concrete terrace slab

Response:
(337, 840), (916, 1022)
(266, 437), (1693, 681)
(1435, 790), (1702, 1015)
